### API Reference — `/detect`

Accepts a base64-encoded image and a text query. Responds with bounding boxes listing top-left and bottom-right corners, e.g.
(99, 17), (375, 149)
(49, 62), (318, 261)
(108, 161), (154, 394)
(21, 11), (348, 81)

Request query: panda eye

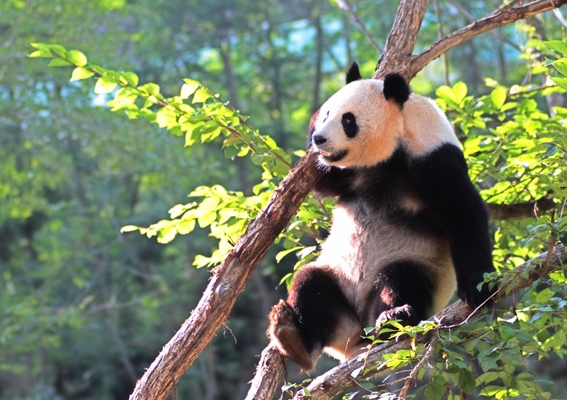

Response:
(342, 112), (355, 126)
(341, 112), (358, 138)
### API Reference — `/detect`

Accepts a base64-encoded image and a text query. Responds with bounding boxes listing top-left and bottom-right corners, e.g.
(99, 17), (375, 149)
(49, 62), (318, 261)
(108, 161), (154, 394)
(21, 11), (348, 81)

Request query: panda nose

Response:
(312, 134), (327, 147)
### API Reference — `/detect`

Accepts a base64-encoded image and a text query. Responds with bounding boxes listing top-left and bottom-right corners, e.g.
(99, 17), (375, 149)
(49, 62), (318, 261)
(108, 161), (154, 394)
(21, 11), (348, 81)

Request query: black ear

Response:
(346, 62), (362, 84)
(383, 73), (410, 107)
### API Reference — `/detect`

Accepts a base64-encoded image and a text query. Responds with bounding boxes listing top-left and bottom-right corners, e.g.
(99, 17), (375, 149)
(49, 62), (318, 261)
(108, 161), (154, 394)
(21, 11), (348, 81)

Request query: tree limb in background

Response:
(334, 0), (383, 54)
(129, 0), (567, 399)
(409, 0), (567, 79)
(487, 197), (556, 220)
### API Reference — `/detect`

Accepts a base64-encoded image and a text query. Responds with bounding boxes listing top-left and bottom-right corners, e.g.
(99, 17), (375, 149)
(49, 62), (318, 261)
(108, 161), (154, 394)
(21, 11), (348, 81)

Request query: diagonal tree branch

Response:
(409, 0), (567, 79)
(130, 1), (567, 399)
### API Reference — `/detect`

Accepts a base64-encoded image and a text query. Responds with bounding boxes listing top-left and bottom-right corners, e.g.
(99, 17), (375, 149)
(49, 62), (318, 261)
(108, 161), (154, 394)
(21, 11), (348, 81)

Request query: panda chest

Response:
(318, 177), (440, 282)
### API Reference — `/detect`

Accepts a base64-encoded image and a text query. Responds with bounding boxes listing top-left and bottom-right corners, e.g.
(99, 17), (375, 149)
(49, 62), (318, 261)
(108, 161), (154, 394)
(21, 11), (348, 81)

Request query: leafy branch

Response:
(29, 43), (292, 176)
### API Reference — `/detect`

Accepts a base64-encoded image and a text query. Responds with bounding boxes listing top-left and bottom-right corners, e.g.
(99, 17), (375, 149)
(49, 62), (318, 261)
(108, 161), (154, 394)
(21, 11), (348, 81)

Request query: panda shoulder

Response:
(401, 93), (461, 157)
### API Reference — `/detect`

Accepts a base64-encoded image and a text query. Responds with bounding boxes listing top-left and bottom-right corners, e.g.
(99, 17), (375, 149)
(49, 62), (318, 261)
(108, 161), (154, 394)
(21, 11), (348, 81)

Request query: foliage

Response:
(5, 1), (567, 399)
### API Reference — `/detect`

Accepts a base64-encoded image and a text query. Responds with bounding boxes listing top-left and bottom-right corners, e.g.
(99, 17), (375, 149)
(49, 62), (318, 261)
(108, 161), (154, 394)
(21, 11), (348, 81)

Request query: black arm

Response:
(410, 144), (495, 308)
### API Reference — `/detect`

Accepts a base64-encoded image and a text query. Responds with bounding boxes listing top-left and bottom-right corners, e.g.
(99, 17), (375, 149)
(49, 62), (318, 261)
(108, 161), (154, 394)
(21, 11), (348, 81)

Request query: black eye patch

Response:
(341, 112), (358, 138)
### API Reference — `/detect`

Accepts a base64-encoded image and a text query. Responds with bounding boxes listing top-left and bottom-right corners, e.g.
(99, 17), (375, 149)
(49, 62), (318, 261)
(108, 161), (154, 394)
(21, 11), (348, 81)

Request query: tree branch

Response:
(410, 0), (567, 79)
(487, 197), (556, 220)
(334, 0), (383, 54)
(244, 343), (286, 400)
(373, 0), (429, 80)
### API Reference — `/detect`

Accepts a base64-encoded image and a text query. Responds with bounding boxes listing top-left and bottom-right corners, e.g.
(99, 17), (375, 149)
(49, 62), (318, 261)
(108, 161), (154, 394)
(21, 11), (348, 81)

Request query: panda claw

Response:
(371, 305), (418, 340)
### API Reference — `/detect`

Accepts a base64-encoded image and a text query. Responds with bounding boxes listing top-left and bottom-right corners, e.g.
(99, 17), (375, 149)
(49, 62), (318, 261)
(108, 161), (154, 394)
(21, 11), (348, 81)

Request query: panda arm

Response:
(410, 143), (495, 308)
(312, 167), (356, 198)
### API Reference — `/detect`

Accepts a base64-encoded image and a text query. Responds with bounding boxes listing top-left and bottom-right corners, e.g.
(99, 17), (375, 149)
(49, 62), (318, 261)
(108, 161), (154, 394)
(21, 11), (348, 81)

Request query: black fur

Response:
(341, 112), (358, 138)
(383, 73), (411, 107)
(369, 260), (435, 323)
(410, 144), (495, 307)
(346, 61), (362, 84)
(287, 267), (358, 354)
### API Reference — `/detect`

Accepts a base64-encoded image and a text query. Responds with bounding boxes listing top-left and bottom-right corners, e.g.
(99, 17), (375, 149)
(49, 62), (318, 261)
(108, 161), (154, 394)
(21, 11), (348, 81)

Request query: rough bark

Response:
(375, 0), (567, 81)
(130, 0), (567, 399)
(244, 343), (286, 400)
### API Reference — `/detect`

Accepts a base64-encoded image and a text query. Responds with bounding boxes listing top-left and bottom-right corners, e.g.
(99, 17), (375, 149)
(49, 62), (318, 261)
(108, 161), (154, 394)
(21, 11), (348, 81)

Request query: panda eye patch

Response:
(341, 112), (358, 138)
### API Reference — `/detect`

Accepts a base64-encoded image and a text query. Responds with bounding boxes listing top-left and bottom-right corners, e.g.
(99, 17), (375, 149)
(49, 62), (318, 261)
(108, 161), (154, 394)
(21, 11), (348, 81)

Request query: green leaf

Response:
(70, 67), (95, 81)
(452, 82), (468, 104)
(181, 79), (200, 99)
(490, 86), (507, 109)
(436, 85), (456, 103)
(544, 40), (567, 56)
(120, 72), (139, 86)
(550, 76), (567, 91)
(28, 43), (53, 58)
(94, 77), (118, 94)
(458, 368), (476, 394)
(553, 59), (567, 77)
(121, 225), (140, 233)
(424, 375), (447, 400)
(275, 246), (302, 263)
(48, 58), (72, 67)
(193, 88), (211, 103)
(535, 288), (555, 303)
(139, 82), (160, 96)
(67, 50), (88, 67)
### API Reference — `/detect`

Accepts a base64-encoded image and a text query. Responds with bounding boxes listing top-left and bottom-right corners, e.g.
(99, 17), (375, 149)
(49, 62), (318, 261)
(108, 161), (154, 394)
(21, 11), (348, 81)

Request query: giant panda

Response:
(267, 62), (495, 372)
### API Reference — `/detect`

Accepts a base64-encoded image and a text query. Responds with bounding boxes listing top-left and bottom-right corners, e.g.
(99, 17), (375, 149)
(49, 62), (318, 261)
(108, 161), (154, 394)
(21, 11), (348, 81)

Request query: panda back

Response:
(402, 94), (461, 156)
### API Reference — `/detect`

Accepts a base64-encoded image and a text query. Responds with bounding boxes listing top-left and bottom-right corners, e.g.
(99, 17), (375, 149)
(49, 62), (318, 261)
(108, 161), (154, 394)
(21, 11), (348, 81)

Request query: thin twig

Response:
(399, 335), (439, 399)
(334, 0), (383, 54)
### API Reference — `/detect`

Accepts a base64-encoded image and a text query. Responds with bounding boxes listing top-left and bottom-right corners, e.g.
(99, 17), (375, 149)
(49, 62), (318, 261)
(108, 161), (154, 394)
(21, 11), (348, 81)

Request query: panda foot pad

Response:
(268, 300), (314, 371)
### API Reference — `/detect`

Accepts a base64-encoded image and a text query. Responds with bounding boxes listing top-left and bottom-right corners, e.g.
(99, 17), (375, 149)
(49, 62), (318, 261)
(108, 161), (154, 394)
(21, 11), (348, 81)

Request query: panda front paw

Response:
(457, 279), (496, 309)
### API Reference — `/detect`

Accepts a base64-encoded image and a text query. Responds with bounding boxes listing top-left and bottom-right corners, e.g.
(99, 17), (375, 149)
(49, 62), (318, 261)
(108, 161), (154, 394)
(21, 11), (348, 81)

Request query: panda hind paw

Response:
(267, 300), (314, 371)
(373, 304), (418, 340)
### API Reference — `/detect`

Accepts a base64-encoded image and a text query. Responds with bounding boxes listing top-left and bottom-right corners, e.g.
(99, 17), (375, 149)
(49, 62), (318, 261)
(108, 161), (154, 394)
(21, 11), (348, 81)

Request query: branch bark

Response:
(292, 244), (567, 399)
(487, 197), (556, 220)
(130, 0), (567, 399)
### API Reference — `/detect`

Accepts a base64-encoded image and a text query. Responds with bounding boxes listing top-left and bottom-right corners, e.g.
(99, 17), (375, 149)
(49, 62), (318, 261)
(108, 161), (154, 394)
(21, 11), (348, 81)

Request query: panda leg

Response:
(370, 260), (435, 335)
(268, 266), (360, 372)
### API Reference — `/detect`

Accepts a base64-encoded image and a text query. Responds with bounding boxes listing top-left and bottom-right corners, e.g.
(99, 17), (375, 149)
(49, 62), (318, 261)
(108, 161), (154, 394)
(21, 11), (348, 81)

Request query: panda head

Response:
(310, 63), (411, 168)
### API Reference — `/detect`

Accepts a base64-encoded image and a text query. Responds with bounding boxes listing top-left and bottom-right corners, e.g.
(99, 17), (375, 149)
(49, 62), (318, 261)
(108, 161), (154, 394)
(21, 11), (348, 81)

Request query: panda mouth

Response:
(320, 150), (347, 163)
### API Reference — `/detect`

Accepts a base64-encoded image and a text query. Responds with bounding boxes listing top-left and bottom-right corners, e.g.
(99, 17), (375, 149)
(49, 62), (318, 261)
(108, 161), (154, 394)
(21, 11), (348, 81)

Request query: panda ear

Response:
(346, 62), (362, 84)
(383, 73), (411, 107)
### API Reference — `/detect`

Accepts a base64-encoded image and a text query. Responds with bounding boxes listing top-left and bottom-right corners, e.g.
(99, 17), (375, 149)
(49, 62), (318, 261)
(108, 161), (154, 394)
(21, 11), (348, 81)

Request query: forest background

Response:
(3, 0), (567, 399)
